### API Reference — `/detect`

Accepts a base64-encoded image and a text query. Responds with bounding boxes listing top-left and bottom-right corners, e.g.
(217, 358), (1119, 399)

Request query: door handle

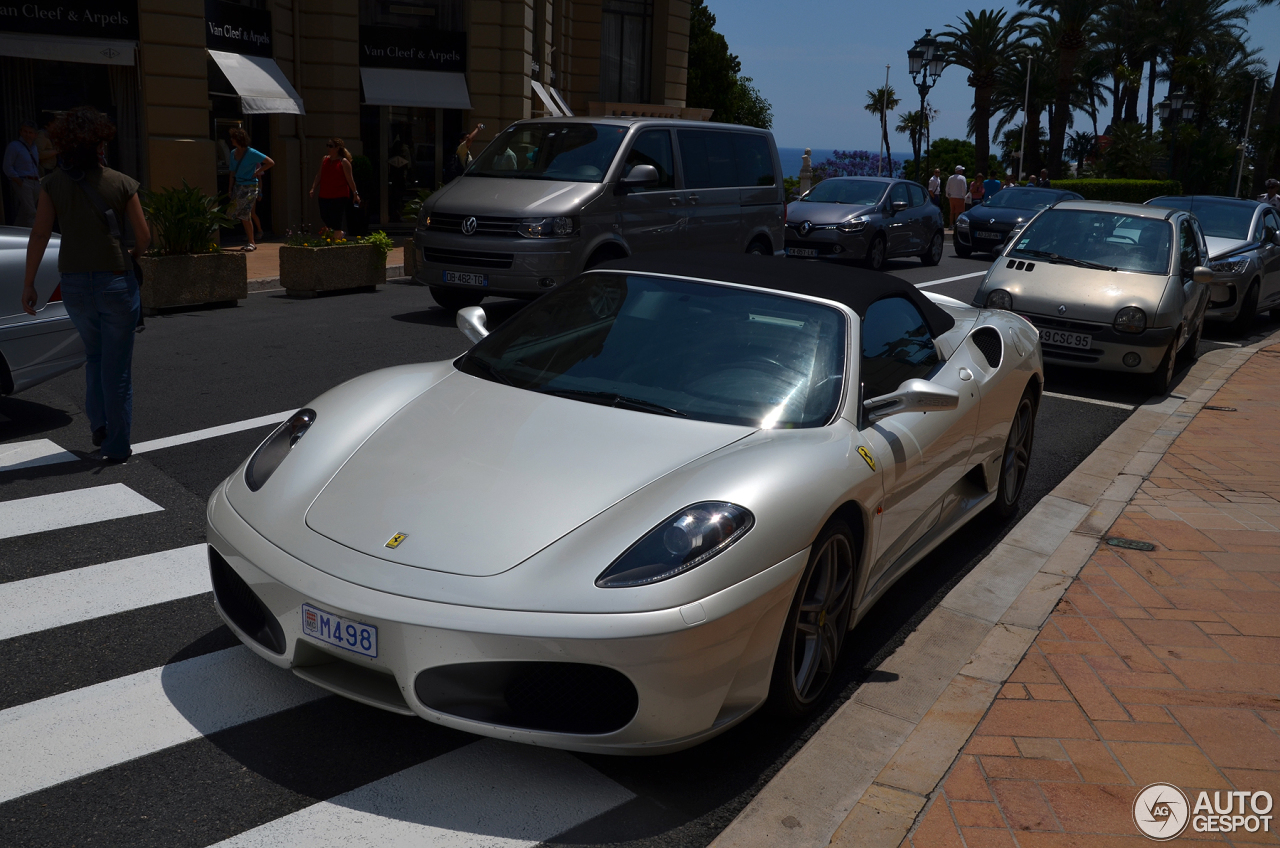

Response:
(688, 193), (699, 205)
(669, 196), (681, 206)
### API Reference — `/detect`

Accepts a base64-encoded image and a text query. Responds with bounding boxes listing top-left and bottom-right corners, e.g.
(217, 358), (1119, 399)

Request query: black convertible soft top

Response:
(594, 251), (956, 338)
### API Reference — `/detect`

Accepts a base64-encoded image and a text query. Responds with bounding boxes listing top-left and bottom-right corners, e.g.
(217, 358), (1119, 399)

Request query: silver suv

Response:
(413, 117), (785, 310)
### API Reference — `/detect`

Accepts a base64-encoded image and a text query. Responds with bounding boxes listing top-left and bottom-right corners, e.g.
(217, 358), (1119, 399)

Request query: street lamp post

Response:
(1157, 85), (1196, 184)
(907, 29), (944, 184)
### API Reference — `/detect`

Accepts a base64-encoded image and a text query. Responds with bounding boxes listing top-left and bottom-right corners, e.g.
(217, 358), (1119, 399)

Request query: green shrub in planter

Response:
(141, 180), (235, 255)
(137, 180), (245, 311)
(1053, 179), (1182, 204)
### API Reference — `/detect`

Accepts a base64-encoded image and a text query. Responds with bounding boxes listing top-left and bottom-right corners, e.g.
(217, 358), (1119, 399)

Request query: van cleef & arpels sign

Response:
(0, 0), (139, 39)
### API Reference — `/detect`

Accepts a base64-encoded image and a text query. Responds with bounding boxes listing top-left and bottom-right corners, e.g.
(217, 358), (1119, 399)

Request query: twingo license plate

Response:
(443, 270), (488, 287)
(787, 247), (818, 257)
(301, 603), (378, 658)
(1039, 328), (1092, 350)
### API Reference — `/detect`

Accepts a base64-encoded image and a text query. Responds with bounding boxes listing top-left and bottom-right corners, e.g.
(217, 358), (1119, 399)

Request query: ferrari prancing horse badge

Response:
(385, 533), (408, 549)
(857, 446), (876, 471)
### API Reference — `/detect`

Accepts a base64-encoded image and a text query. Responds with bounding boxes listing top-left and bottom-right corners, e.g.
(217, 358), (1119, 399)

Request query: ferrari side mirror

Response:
(864, 378), (960, 423)
(456, 306), (489, 344)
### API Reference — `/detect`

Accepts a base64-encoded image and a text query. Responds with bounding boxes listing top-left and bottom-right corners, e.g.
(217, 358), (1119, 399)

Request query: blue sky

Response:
(711, 0), (1280, 152)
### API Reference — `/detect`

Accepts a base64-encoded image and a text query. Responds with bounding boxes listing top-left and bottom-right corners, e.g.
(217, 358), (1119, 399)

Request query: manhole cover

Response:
(1105, 537), (1156, 551)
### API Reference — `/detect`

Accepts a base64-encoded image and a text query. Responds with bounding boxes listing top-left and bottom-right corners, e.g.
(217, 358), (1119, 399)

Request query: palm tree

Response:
(1020, 0), (1106, 177)
(990, 43), (1055, 177)
(896, 107), (937, 176)
(864, 86), (901, 176)
(939, 9), (1027, 173)
(1066, 130), (1098, 173)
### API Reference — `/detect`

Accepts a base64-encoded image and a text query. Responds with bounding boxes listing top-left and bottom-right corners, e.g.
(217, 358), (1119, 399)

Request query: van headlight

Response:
(837, 216), (869, 233)
(245, 409), (316, 491)
(596, 503), (754, 587)
(986, 289), (1013, 310)
(517, 216), (577, 238)
(1114, 306), (1147, 333)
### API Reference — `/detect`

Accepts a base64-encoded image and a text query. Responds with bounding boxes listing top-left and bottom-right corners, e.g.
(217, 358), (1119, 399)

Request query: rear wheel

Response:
(1228, 281), (1259, 337)
(864, 235), (887, 272)
(921, 231), (944, 266)
(429, 286), (484, 312)
(769, 520), (857, 717)
(992, 388), (1036, 519)
(746, 239), (770, 256)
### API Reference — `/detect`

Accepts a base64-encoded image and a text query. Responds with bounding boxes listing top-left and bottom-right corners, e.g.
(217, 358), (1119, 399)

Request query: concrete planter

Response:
(280, 244), (383, 297)
(136, 252), (248, 313)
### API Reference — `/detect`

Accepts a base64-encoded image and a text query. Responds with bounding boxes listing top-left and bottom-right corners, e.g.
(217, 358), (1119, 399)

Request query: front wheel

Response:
(768, 520), (857, 717)
(921, 232), (944, 266)
(954, 242), (973, 258)
(430, 286), (485, 312)
(1147, 337), (1177, 396)
(1228, 281), (1259, 337)
(864, 235), (887, 272)
(1178, 316), (1203, 365)
(992, 388), (1037, 519)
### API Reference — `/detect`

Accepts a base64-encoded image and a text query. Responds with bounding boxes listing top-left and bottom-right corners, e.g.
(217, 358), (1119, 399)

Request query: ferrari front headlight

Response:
(245, 409), (316, 491)
(595, 502), (754, 588)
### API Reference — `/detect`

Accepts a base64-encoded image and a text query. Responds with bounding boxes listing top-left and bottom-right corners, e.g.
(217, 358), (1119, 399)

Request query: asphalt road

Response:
(2, 254), (1277, 848)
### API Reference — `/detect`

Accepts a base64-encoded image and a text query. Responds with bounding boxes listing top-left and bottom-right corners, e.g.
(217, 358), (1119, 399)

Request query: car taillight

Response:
(48, 284), (62, 303)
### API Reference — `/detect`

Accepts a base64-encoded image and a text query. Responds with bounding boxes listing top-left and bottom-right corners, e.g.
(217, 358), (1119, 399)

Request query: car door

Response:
(676, 128), (740, 251)
(1177, 216), (1210, 333)
(884, 182), (913, 255)
(1258, 208), (1280, 309)
(617, 128), (688, 254)
(908, 182), (935, 252)
(858, 297), (979, 587)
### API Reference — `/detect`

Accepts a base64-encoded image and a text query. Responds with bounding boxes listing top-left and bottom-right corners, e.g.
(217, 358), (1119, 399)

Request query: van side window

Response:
(734, 134), (776, 187)
(861, 297), (939, 402)
(908, 183), (927, 207)
(678, 130), (736, 189)
(624, 130), (675, 190)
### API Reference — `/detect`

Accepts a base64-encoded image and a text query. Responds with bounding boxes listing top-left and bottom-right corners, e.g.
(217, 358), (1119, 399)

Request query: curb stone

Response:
(708, 329), (1280, 848)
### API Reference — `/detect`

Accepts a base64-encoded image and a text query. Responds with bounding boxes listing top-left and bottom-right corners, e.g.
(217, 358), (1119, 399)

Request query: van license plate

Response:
(1039, 328), (1092, 350)
(444, 271), (488, 287)
(301, 603), (378, 658)
(787, 247), (818, 258)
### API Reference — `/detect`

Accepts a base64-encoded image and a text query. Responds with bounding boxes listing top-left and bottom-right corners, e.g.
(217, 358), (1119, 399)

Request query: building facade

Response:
(1, 0), (695, 232)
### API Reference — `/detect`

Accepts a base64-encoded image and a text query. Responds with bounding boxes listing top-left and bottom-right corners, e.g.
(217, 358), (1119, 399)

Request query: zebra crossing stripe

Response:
(0, 483), (162, 540)
(0, 439), (79, 473)
(131, 411), (294, 454)
(0, 544), (208, 641)
(0, 646), (325, 804)
(210, 738), (635, 848)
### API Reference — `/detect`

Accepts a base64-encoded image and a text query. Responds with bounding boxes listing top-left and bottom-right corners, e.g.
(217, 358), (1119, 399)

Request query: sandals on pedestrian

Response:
(242, 244), (257, 252)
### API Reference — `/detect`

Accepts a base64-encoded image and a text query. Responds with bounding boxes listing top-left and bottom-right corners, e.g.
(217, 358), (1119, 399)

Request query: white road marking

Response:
(0, 544), (207, 640)
(1208, 340), (1242, 347)
(913, 270), (987, 289)
(211, 738), (635, 848)
(0, 484), (162, 541)
(131, 410), (293, 454)
(0, 646), (325, 804)
(1042, 390), (1136, 410)
(0, 439), (79, 473)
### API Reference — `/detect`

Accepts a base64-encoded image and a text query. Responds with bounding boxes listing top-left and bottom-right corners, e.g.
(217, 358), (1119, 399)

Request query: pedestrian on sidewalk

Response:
(984, 172), (1003, 199)
(37, 112), (58, 175)
(1260, 178), (1280, 212)
(444, 123), (484, 184)
(927, 167), (941, 206)
(1038, 168), (1051, 189)
(20, 106), (150, 464)
(945, 165), (967, 225)
(309, 138), (359, 241)
(4, 121), (42, 227)
(968, 171), (985, 209)
(227, 127), (272, 252)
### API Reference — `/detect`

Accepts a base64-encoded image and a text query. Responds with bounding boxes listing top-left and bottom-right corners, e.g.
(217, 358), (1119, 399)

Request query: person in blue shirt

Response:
(983, 173), (1002, 199)
(4, 121), (42, 227)
(227, 127), (273, 251)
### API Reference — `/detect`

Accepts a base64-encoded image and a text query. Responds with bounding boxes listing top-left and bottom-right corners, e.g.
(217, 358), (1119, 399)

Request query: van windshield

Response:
(469, 123), (629, 183)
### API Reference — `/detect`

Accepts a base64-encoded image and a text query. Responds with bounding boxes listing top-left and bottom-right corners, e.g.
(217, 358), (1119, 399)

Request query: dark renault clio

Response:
(784, 177), (944, 270)
(954, 186), (1082, 257)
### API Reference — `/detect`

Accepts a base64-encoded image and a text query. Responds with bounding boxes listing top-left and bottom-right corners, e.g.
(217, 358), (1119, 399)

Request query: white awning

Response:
(360, 68), (472, 110)
(0, 33), (135, 65)
(530, 81), (562, 117)
(207, 50), (305, 115)
(549, 86), (574, 117)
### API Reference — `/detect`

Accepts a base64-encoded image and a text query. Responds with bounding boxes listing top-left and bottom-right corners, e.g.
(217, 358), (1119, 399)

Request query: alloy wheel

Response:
(867, 237), (886, 271)
(1001, 398), (1034, 508)
(788, 533), (854, 705)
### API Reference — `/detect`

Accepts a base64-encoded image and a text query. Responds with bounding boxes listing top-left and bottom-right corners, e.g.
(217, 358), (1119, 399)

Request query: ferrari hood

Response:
(1205, 236), (1253, 261)
(304, 371), (753, 577)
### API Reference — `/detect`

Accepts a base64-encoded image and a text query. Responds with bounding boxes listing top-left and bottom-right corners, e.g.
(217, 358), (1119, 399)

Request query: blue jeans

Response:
(59, 271), (140, 459)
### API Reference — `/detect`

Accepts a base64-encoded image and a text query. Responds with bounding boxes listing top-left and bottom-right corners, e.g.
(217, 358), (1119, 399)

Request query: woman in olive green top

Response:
(20, 106), (150, 463)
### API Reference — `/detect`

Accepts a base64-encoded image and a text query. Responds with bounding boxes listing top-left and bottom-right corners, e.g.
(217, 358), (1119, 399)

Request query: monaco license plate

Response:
(1039, 328), (1092, 350)
(443, 270), (488, 287)
(301, 603), (378, 658)
(975, 231), (1003, 240)
(787, 247), (818, 257)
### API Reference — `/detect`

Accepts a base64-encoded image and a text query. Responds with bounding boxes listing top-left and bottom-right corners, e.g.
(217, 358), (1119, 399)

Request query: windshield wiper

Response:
(1016, 248), (1116, 272)
(539, 388), (686, 417)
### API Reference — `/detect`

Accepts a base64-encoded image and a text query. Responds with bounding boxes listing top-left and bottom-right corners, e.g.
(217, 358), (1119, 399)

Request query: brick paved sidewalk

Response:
(906, 345), (1280, 847)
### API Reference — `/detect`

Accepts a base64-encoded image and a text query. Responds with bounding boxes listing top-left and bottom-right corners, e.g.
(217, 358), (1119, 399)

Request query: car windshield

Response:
(1149, 198), (1254, 240)
(456, 274), (847, 429)
(983, 189), (1059, 210)
(800, 179), (887, 206)
(468, 123), (629, 183)
(1009, 209), (1172, 274)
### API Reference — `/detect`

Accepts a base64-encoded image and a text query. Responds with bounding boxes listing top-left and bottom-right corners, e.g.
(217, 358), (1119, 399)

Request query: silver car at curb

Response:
(207, 255), (1043, 754)
(0, 227), (85, 396)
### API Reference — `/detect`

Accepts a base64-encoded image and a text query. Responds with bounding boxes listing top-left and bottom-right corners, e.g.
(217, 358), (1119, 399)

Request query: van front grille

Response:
(427, 214), (521, 236)
(422, 246), (515, 269)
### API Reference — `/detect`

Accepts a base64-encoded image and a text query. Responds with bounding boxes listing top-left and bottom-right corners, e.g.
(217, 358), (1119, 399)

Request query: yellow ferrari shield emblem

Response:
(385, 533), (408, 549)
(857, 446), (877, 472)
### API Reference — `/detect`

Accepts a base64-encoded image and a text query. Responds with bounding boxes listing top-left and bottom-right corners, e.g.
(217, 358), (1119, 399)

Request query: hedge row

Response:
(1052, 179), (1183, 203)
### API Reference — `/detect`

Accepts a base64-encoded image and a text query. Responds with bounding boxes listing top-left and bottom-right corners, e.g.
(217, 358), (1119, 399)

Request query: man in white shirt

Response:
(1260, 179), (1280, 213)
(927, 168), (941, 206)
(945, 165), (968, 226)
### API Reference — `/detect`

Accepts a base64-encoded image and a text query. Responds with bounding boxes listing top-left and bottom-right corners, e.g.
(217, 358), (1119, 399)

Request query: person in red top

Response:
(308, 138), (360, 240)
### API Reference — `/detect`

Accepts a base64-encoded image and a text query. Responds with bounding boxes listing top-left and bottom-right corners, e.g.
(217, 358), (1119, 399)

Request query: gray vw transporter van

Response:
(413, 117), (786, 310)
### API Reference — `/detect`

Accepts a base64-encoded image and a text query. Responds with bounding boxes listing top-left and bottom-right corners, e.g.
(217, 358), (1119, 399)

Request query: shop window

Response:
(360, 0), (464, 30)
(600, 0), (652, 103)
